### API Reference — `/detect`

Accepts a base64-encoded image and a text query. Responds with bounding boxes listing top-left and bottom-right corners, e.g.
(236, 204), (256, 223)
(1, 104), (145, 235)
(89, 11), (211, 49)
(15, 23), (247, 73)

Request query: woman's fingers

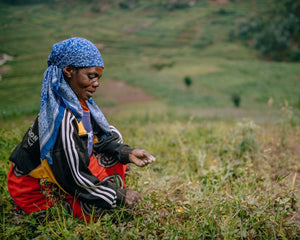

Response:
(129, 149), (156, 167)
(125, 189), (144, 207)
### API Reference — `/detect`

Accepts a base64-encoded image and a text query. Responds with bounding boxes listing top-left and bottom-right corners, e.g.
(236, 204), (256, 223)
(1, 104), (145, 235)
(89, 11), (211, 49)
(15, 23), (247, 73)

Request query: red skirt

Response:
(7, 155), (127, 222)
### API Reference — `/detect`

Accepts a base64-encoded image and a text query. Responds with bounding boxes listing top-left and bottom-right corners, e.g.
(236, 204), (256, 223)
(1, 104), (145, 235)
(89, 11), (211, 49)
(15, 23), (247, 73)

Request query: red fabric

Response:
(7, 164), (53, 214)
(7, 158), (126, 222)
(63, 195), (101, 222)
(88, 155), (127, 188)
(79, 99), (89, 112)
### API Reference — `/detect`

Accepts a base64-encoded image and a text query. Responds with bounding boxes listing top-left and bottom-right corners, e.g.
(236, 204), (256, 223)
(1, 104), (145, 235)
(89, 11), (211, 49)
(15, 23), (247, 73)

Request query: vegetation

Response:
(231, 93), (241, 108)
(1, 111), (299, 239)
(233, 0), (300, 61)
(184, 76), (192, 88)
(1, 0), (300, 118)
(0, 0), (299, 239)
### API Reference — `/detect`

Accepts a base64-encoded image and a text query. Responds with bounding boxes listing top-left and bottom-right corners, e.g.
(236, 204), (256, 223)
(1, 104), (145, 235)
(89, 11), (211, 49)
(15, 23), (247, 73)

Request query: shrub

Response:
(217, 8), (234, 15)
(291, 49), (300, 61)
(119, 2), (129, 9)
(151, 61), (174, 71)
(237, 21), (252, 40)
(90, 5), (100, 13)
(169, 2), (189, 10)
(159, 0), (192, 11)
(119, 0), (139, 9)
(231, 93), (241, 107)
(192, 35), (213, 48)
(183, 76), (192, 87)
(233, 1), (300, 61)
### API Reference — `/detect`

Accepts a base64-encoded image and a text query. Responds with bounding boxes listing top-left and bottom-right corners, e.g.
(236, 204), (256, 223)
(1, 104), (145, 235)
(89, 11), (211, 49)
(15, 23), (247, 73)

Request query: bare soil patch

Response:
(97, 80), (156, 104)
(0, 54), (13, 81)
(0, 65), (11, 74)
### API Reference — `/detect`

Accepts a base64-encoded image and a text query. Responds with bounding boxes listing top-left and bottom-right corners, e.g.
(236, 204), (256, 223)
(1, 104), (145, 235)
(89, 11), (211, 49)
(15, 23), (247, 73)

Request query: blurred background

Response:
(0, 0), (299, 123)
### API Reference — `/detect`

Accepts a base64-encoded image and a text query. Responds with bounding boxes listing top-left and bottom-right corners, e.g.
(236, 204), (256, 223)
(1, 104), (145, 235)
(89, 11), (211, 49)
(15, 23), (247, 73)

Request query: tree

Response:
(233, 0), (300, 61)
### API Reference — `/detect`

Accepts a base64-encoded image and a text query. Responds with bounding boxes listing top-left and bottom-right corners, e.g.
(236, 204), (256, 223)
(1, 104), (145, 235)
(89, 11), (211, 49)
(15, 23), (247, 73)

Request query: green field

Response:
(0, 0), (300, 239)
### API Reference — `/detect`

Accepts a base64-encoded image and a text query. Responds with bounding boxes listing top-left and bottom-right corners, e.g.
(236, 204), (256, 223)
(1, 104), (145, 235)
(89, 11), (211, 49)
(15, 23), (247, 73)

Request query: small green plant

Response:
(217, 8), (234, 15)
(160, 0), (191, 11)
(119, 2), (129, 9)
(90, 5), (100, 13)
(231, 93), (241, 107)
(183, 76), (192, 88)
(193, 35), (213, 48)
(235, 119), (258, 158)
(119, 0), (138, 9)
(278, 101), (297, 148)
(151, 61), (174, 71)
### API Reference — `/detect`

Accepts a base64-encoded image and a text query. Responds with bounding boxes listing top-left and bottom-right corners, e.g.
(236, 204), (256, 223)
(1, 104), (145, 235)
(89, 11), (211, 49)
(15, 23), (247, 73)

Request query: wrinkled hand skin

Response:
(129, 149), (156, 167)
(125, 189), (143, 208)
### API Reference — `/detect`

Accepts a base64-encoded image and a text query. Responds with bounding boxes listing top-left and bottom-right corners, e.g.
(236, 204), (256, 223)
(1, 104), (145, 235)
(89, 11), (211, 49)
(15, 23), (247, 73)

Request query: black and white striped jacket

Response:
(10, 108), (133, 209)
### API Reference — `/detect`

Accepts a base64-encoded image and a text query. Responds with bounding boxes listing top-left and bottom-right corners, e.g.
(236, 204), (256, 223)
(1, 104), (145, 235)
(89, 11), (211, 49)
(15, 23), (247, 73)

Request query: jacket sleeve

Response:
(50, 110), (126, 209)
(93, 132), (133, 165)
(9, 116), (41, 175)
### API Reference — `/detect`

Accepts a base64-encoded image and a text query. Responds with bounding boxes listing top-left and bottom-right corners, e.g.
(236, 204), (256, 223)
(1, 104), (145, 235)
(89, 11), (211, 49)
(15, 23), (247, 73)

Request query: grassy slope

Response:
(1, 115), (299, 239)
(0, 0), (300, 239)
(0, 0), (300, 118)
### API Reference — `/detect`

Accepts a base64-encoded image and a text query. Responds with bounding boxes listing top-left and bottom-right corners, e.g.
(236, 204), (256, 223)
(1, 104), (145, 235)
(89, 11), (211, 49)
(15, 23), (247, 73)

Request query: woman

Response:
(7, 37), (155, 222)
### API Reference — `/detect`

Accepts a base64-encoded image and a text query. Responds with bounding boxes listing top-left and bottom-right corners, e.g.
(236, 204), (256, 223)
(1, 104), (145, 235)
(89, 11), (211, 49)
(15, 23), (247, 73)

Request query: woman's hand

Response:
(125, 189), (143, 207)
(129, 149), (155, 167)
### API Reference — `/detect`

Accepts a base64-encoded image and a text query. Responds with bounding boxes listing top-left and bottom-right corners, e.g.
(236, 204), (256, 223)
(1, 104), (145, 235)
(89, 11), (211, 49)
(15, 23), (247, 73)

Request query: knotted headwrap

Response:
(39, 37), (111, 165)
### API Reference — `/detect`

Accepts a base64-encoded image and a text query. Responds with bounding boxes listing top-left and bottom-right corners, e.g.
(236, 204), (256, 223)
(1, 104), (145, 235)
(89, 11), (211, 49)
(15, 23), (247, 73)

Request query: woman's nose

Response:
(92, 79), (100, 88)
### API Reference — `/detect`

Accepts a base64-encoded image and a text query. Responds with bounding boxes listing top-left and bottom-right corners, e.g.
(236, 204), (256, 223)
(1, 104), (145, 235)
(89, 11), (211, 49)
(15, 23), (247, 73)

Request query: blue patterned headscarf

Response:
(39, 37), (111, 165)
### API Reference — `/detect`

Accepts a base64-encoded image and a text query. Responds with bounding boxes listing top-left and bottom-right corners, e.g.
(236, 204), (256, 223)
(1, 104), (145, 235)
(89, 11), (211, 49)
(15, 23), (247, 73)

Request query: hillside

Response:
(0, 1), (300, 239)
(0, 0), (300, 121)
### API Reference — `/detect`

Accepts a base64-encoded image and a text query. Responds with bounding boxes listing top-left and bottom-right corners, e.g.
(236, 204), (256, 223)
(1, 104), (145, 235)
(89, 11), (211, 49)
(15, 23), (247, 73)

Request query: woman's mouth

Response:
(87, 91), (94, 98)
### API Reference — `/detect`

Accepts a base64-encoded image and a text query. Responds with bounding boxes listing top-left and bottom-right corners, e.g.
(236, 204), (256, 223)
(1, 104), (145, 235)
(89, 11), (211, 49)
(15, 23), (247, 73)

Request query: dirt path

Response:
(96, 80), (156, 104)
(0, 53), (13, 81)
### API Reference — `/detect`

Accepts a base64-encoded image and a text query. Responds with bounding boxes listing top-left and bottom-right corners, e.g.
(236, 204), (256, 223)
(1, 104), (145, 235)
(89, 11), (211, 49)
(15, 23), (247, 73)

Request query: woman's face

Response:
(64, 66), (103, 100)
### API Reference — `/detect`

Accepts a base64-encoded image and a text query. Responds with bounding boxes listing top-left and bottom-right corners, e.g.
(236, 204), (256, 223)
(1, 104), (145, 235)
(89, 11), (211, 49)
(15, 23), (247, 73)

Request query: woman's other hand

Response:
(129, 149), (155, 167)
(125, 189), (143, 207)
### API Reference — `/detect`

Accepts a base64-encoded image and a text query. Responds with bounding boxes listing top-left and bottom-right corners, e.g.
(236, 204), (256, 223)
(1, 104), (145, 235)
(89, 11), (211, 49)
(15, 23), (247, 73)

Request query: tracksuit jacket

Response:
(9, 108), (133, 209)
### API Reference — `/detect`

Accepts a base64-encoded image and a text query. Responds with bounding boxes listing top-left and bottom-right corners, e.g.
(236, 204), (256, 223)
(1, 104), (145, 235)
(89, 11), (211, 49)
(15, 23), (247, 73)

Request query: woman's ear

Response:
(62, 65), (73, 79)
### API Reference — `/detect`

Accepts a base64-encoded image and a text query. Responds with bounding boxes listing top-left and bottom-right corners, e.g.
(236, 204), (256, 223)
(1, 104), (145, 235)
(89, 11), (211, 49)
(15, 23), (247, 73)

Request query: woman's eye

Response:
(88, 74), (101, 81)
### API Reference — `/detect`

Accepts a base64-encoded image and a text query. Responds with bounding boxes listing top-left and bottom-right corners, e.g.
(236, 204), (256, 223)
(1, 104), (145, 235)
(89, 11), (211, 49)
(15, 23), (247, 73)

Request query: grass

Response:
(0, 0), (300, 239)
(1, 110), (299, 239)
